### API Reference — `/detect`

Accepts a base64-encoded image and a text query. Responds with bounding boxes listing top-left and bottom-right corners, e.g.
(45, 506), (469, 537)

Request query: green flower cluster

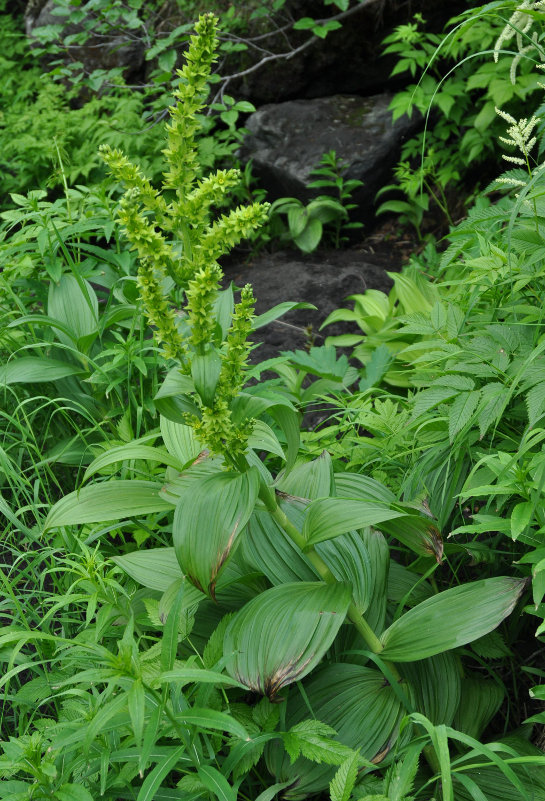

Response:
(99, 12), (270, 460)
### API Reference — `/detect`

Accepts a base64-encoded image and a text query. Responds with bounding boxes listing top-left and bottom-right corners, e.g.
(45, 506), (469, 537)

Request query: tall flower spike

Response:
(163, 13), (219, 207)
(495, 107), (539, 160)
(494, 1), (545, 82)
(99, 13), (270, 461)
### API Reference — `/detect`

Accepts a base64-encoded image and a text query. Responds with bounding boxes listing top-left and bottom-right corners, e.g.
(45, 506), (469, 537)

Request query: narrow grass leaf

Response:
(127, 678), (145, 748)
(158, 668), (247, 690)
(177, 708), (249, 740)
(198, 766), (237, 801)
(136, 746), (187, 801)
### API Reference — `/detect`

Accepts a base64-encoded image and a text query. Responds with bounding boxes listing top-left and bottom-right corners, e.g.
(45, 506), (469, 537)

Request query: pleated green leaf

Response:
(0, 356), (86, 385)
(387, 562), (434, 607)
(333, 473), (396, 504)
(265, 663), (406, 798)
(380, 577), (526, 662)
(247, 419), (285, 459)
(302, 498), (405, 548)
(112, 548), (200, 598)
(160, 416), (202, 467)
(48, 274), (98, 350)
(242, 510), (318, 585)
(453, 677), (504, 739)
(333, 473), (443, 560)
(44, 481), (174, 530)
(224, 582), (351, 697)
(399, 652), (461, 726)
(276, 451), (334, 500)
(317, 528), (389, 633)
(173, 467), (260, 598)
(83, 441), (180, 481)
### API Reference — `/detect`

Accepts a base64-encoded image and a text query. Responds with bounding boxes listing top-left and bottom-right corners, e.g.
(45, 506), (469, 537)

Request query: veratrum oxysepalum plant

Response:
(42, 13), (531, 800)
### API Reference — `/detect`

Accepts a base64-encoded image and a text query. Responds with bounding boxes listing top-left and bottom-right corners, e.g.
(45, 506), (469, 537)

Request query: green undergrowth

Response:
(3, 3), (545, 801)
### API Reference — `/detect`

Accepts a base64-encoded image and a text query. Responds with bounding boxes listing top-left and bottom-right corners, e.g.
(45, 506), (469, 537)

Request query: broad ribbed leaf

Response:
(192, 348), (222, 407)
(276, 451), (334, 500)
(387, 562), (434, 607)
(317, 528), (389, 633)
(302, 498), (404, 547)
(48, 274), (98, 350)
(380, 577), (526, 662)
(383, 512), (444, 562)
(44, 481), (173, 530)
(242, 510), (318, 585)
(160, 416), (202, 467)
(83, 441), (180, 481)
(248, 420), (285, 459)
(224, 582), (351, 697)
(173, 468), (259, 598)
(265, 663), (406, 798)
(0, 357), (85, 385)
(453, 677), (503, 739)
(400, 652), (461, 725)
(113, 548), (191, 593)
(334, 473), (396, 503)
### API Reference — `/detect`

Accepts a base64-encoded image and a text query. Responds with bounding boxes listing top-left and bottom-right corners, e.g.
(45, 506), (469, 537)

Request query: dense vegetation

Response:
(2, 1), (545, 800)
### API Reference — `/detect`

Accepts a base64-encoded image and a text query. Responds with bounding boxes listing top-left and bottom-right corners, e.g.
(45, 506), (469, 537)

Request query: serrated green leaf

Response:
(526, 381), (545, 427)
(329, 751), (359, 801)
(448, 390), (481, 441)
(283, 719), (353, 766)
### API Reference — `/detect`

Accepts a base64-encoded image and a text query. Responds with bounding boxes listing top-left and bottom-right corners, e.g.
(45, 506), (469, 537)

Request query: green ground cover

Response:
(3, 2), (545, 800)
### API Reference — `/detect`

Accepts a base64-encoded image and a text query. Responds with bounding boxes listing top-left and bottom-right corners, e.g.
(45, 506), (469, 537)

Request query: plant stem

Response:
(257, 482), (397, 674)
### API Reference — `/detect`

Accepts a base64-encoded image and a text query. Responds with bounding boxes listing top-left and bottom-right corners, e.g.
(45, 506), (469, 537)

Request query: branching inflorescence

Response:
(99, 13), (269, 461)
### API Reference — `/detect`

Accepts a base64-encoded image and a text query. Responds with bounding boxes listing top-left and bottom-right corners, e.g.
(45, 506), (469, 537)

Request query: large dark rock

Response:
(226, 0), (466, 104)
(240, 94), (418, 219)
(223, 247), (396, 363)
